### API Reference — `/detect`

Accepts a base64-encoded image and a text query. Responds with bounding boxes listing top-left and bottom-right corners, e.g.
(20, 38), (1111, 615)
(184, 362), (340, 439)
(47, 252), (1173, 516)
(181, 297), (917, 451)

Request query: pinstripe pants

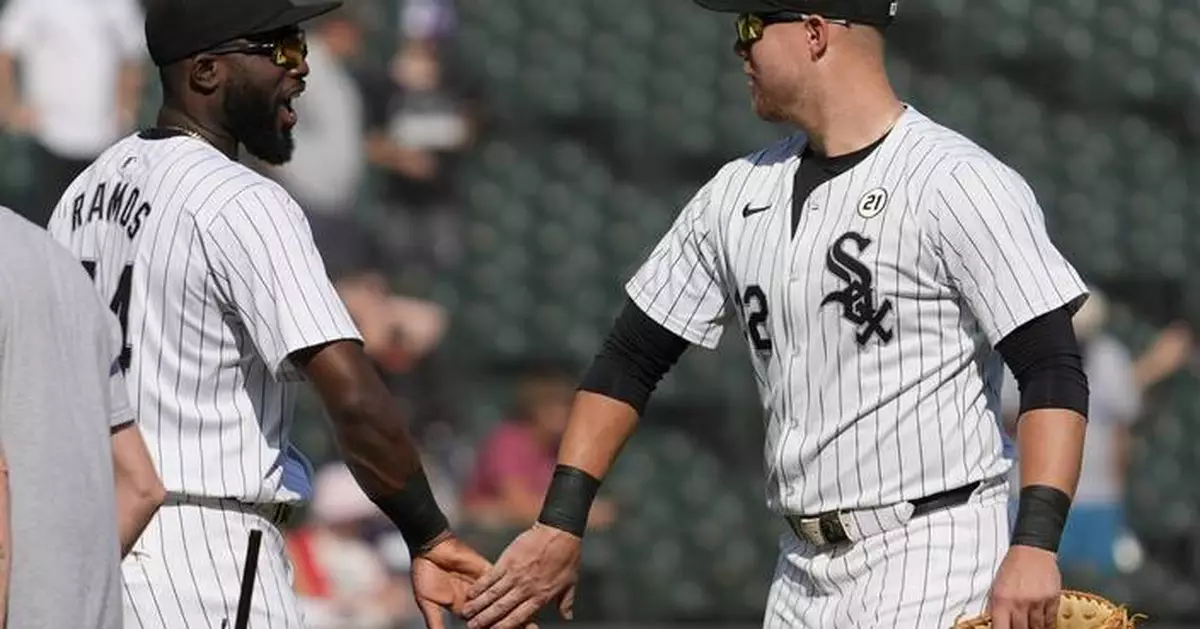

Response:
(122, 500), (304, 629)
(763, 477), (1009, 629)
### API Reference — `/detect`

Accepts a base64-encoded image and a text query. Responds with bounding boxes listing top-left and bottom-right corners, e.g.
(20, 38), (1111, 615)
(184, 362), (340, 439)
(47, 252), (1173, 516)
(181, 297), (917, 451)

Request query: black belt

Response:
(791, 481), (981, 546)
(166, 493), (298, 527)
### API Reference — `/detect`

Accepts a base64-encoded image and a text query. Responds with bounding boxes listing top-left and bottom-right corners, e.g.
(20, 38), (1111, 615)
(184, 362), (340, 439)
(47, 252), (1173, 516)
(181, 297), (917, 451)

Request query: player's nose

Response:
(288, 57), (311, 79)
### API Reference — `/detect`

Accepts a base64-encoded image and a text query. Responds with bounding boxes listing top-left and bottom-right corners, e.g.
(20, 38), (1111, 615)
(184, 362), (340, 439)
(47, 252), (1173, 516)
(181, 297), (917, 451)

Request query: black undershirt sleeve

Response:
(994, 306), (1089, 418)
(578, 299), (690, 414)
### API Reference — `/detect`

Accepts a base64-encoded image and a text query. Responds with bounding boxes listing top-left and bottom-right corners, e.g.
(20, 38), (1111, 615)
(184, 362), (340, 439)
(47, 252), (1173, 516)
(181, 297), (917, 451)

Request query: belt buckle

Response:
(796, 516), (828, 546)
(794, 509), (850, 547)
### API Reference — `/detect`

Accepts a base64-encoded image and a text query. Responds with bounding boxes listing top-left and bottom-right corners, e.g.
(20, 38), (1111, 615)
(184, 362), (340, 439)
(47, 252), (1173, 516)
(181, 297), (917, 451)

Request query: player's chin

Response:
(751, 99), (786, 124)
(245, 130), (296, 166)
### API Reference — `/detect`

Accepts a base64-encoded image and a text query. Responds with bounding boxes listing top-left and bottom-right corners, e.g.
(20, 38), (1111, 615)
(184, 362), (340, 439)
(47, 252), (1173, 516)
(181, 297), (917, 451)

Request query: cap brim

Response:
(692, 0), (794, 13)
(252, 1), (343, 35)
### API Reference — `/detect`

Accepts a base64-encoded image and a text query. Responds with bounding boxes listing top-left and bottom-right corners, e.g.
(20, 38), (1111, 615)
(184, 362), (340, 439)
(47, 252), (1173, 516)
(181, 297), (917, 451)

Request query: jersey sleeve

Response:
(624, 180), (730, 349)
(201, 185), (362, 379)
(928, 158), (1088, 346)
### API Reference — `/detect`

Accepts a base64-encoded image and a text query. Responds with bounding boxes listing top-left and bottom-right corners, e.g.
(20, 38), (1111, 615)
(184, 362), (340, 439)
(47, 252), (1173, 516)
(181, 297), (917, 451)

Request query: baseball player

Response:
(47, 0), (492, 627)
(463, 2), (1090, 629)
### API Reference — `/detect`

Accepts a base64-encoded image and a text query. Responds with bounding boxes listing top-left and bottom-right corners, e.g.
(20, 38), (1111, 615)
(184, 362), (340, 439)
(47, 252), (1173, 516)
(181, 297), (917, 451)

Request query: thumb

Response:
(418, 596), (447, 629)
(559, 584), (576, 620)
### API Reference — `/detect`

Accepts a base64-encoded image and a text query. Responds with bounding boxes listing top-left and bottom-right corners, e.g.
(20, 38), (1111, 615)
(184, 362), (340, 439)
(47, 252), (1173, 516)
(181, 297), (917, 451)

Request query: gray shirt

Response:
(0, 206), (131, 628)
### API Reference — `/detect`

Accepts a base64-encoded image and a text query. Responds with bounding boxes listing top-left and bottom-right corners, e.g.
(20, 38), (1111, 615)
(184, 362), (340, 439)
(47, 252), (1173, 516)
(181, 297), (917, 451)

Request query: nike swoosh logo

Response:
(742, 203), (771, 217)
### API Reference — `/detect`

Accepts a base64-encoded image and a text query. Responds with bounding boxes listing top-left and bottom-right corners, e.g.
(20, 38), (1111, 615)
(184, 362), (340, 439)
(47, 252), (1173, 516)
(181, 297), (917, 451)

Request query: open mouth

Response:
(277, 96), (296, 129)
(278, 92), (300, 130)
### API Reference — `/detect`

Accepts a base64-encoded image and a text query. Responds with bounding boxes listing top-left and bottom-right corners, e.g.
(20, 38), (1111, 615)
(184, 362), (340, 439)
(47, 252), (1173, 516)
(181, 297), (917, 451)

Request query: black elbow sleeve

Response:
(579, 300), (690, 414)
(996, 306), (1089, 418)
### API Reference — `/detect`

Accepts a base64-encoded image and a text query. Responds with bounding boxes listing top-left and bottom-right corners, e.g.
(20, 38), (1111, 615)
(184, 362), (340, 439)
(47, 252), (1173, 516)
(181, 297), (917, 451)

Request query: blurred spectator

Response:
(1002, 289), (1193, 576)
(462, 362), (617, 531)
(288, 463), (418, 629)
(273, 6), (368, 236)
(0, 0), (146, 226)
(268, 6), (449, 376)
(400, 0), (457, 42)
(361, 36), (475, 279)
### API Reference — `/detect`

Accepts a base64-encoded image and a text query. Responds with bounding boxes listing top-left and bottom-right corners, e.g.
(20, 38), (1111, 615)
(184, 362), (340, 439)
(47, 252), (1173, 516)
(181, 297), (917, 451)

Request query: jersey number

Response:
(741, 285), (773, 352)
(81, 260), (133, 372)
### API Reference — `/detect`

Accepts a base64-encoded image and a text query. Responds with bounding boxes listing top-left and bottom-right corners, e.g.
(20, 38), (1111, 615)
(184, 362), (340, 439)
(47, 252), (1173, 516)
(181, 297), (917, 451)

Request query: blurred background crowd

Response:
(3, 0), (1200, 627)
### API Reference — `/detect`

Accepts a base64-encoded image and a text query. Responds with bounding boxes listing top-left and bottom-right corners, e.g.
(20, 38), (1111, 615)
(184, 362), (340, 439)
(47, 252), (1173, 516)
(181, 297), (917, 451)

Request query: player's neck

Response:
(793, 74), (904, 158)
(155, 106), (240, 160)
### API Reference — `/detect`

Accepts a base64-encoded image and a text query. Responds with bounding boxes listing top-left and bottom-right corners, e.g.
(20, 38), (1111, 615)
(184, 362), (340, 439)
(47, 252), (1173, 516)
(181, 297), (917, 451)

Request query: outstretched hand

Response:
(462, 523), (583, 629)
(409, 535), (499, 629)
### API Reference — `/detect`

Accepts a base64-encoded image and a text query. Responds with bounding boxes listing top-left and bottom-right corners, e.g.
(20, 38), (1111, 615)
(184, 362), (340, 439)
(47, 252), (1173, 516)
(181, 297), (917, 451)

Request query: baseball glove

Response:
(951, 590), (1145, 628)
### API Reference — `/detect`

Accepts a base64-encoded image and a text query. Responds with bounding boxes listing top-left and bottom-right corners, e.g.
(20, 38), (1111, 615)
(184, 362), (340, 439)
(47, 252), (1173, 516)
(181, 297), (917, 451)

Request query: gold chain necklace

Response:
(162, 125), (211, 146)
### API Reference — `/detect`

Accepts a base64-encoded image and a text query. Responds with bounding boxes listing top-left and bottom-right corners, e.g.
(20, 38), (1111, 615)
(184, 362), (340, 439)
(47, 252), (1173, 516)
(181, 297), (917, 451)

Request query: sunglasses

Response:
(734, 11), (852, 50)
(206, 30), (308, 69)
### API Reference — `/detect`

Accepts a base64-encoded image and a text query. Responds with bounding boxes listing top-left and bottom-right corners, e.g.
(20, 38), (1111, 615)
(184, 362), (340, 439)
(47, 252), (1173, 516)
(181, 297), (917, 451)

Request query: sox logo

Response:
(820, 231), (894, 346)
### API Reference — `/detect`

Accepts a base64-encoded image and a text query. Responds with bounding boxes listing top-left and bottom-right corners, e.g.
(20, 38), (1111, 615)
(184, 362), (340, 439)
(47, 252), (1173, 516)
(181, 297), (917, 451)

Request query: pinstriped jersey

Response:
(627, 106), (1087, 516)
(48, 132), (362, 504)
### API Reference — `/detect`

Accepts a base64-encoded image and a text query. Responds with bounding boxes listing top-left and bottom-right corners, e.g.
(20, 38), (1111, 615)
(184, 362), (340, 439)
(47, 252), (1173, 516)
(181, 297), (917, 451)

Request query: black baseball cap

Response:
(693, 0), (899, 28)
(145, 0), (343, 67)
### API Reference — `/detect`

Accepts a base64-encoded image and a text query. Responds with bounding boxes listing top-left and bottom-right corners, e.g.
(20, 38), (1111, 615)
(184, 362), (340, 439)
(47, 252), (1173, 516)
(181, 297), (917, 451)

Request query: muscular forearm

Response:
(298, 341), (450, 553)
(327, 395), (424, 498)
(556, 391), (641, 481)
(1016, 408), (1086, 496)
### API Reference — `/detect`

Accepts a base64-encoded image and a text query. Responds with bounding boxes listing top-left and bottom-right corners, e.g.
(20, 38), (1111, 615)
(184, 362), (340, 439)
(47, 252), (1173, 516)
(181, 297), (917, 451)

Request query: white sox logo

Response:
(820, 231), (894, 346)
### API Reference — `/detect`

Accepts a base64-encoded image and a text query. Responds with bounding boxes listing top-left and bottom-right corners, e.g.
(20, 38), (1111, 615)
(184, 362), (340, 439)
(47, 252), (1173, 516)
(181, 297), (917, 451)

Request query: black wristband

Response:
(537, 465), (601, 538)
(372, 471), (451, 555)
(1011, 484), (1071, 553)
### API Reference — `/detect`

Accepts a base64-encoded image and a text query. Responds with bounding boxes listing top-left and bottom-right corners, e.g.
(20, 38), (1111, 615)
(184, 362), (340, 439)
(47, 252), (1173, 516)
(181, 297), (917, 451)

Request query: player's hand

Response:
(410, 534), (494, 629)
(986, 545), (1061, 629)
(463, 523), (582, 629)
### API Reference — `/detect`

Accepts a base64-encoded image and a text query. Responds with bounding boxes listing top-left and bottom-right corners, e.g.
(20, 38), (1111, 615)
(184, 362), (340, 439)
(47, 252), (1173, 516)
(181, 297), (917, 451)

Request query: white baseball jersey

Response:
(627, 106), (1087, 516)
(48, 131), (362, 505)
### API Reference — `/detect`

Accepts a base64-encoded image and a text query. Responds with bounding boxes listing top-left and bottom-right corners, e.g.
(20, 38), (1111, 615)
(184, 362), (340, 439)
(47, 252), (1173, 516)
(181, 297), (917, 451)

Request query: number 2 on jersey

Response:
(81, 260), (133, 372)
(741, 284), (773, 352)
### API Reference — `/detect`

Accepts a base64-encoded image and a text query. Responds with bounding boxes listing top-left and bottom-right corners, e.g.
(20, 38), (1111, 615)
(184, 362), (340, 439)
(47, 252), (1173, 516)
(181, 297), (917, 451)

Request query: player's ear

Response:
(187, 55), (223, 95)
(803, 15), (832, 59)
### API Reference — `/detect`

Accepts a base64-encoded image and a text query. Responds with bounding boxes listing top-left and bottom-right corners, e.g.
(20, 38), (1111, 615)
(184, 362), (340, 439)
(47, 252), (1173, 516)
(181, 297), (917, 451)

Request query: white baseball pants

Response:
(763, 476), (1009, 628)
(122, 498), (303, 629)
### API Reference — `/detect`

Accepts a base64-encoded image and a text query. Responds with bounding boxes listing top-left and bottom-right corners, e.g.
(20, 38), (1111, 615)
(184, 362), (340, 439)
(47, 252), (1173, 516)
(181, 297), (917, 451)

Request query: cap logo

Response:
(889, 1), (899, 16)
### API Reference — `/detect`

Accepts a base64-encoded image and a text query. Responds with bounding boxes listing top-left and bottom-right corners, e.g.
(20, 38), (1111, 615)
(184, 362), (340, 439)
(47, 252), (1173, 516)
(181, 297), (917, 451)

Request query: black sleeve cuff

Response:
(995, 306), (1089, 418)
(578, 299), (690, 414)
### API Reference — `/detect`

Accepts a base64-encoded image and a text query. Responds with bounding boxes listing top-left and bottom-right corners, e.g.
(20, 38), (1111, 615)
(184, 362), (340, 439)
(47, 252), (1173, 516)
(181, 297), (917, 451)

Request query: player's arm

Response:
(465, 175), (726, 629)
(995, 308), (1088, 546)
(551, 299), (690, 494)
(290, 340), (465, 556)
(930, 159), (1089, 629)
(111, 420), (165, 557)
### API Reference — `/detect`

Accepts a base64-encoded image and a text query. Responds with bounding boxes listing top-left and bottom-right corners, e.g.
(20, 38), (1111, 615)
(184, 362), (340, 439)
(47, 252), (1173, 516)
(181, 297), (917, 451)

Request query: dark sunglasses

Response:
(206, 30), (308, 69)
(735, 11), (851, 50)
